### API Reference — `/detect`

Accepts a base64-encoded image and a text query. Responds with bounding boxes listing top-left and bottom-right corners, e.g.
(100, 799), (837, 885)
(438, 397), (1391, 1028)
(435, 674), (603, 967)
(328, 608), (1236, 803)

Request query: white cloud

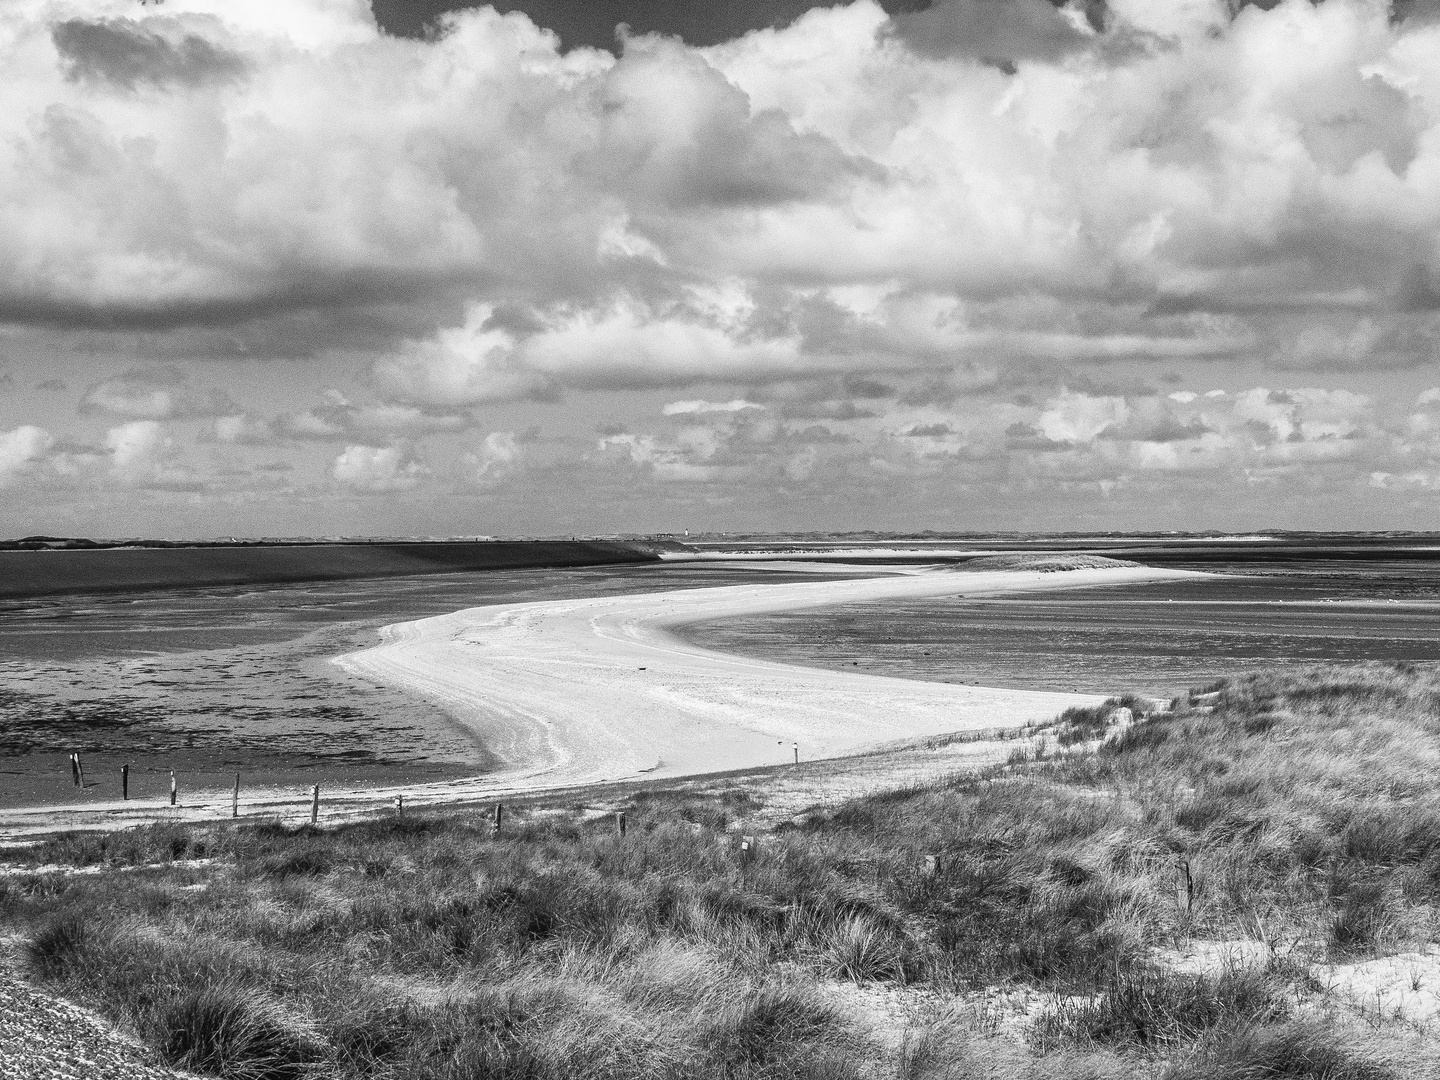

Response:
(1037, 390), (1130, 444)
(0, 0), (1432, 403)
(105, 420), (203, 489)
(274, 391), (470, 441)
(662, 399), (763, 415)
(331, 442), (426, 493)
(463, 430), (522, 482)
(80, 366), (235, 420)
(206, 413), (273, 445)
(0, 424), (53, 484)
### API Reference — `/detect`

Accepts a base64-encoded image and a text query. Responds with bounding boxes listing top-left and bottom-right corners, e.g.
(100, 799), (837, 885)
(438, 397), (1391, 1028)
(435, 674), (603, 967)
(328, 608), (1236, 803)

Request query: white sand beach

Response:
(331, 563), (1198, 790)
(0, 563), (1201, 838)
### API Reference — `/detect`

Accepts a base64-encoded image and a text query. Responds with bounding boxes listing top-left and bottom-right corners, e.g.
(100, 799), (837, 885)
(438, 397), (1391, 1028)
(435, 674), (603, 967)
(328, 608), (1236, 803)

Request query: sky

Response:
(3, 0), (1440, 538)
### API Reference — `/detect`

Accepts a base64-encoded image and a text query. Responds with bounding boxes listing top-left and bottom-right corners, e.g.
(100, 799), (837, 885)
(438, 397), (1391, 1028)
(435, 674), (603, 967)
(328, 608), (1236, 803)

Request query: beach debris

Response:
(923, 854), (941, 877)
(395, 794), (404, 816)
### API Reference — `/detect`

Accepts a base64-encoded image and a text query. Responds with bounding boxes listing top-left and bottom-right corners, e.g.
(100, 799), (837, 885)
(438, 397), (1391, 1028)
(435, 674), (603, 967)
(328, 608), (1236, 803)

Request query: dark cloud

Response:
(0, 269), (469, 335)
(372, 0), (930, 52)
(904, 422), (954, 437)
(52, 18), (247, 90)
(1004, 420), (1067, 450)
(35, 378), (66, 391)
(889, 0), (1096, 64)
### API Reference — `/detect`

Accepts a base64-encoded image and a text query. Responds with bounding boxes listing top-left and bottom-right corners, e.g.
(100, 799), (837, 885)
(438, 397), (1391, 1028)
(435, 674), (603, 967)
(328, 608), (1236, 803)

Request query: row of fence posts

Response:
(68, 754), (296, 821)
(67, 734), (809, 827)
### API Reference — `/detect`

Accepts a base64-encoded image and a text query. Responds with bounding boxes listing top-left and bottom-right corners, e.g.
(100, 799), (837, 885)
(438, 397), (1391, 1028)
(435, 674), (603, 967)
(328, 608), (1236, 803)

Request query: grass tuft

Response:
(1162, 1021), (1395, 1080)
(23, 914), (89, 979)
(1031, 966), (1287, 1050)
(156, 983), (326, 1080)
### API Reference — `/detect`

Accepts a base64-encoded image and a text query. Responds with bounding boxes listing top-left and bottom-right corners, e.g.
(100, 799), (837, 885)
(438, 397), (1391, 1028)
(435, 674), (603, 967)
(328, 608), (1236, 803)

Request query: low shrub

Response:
(1162, 1021), (1393, 1080)
(700, 985), (841, 1070)
(822, 913), (907, 983)
(1031, 966), (1287, 1049)
(1329, 880), (1391, 955)
(22, 913), (89, 979)
(156, 983), (326, 1080)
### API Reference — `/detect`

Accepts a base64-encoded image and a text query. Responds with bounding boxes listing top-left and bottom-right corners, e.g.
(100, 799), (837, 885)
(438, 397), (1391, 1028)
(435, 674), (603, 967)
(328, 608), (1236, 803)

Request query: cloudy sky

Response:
(3, 0), (1440, 538)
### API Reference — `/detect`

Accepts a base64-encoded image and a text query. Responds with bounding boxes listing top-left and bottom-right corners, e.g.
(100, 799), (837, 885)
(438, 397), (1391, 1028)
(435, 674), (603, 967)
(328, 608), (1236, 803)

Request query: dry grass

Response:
(2, 662), (1438, 1078)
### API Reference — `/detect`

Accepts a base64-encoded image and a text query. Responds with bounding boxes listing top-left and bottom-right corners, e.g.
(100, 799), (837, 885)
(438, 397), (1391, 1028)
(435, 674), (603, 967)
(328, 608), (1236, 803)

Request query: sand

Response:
(0, 564), (1199, 838)
(331, 564), (1198, 789)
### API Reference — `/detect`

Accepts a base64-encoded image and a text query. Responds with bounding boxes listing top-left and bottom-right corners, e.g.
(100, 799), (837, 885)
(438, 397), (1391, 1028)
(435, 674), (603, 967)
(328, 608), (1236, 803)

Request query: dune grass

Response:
(2, 662), (1437, 1078)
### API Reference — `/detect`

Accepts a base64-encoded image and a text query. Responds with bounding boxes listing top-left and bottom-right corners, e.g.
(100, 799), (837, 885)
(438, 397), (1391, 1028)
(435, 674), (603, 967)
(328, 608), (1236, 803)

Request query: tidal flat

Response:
(0, 562), (828, 809)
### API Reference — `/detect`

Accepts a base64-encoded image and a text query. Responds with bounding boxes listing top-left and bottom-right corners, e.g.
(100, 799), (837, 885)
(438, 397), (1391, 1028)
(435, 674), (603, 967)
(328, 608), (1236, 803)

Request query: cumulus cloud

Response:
(105, 419), (203, 489)
(463, 431), (523, 482)
(80, 366), (235, 420)
(204, 413), (273, 445)
(52, 16), (248, 89)
(0, 424), (53, 484)
(273, 390), (469, 441)
(9, 0), (1440, 525)
(663, 399), (764, 415)
(331, 442), (426, 492)
(1, 0), (1436, 394)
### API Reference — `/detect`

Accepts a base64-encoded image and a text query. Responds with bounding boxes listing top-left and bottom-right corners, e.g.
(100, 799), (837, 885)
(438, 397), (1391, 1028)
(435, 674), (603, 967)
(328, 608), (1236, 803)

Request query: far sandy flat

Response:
(332, 564), (1198, 790)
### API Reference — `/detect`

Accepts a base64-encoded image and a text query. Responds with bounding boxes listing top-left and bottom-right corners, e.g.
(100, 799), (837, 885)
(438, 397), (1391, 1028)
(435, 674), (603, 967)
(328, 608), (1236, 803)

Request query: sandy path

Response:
(331, 564), (1195, 789)
(0, 564), (1197, 838)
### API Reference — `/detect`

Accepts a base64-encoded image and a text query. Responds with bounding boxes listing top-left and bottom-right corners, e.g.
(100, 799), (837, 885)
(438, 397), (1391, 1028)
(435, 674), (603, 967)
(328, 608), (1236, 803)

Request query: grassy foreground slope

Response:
(3, 663), (1438, 1078)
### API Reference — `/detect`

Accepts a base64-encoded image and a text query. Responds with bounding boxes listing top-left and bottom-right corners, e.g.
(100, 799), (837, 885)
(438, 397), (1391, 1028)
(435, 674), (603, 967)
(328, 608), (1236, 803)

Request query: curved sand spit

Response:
(0, 564), (1200, 837)
(333, 564), (1198, 791)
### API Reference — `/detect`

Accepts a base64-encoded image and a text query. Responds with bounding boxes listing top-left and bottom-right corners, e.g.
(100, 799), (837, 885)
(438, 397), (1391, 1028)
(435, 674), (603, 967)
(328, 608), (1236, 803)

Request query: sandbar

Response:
(0, 563), (1200, 838)
(331, 564), (1200, 790)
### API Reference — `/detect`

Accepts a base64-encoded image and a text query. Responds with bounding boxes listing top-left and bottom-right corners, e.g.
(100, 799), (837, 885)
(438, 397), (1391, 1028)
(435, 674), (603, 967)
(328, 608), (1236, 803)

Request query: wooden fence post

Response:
(232, 773), (240, 819)
(169, 770), (177, 806)
(75, 754), (84, 789)
(395, 794), (404, 816)
(792, 742), (799, 765)
(616, 811), (627, 838)
(121, 764), (129, 801)
(1176, 857), (1193, 915)
(311, 784), (320, 825)
(491, 802), (503, 837)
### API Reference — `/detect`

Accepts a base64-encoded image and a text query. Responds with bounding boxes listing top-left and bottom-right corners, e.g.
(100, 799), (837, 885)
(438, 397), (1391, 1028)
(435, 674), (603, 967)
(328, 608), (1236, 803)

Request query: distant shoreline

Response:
(0, 539), (671, 601)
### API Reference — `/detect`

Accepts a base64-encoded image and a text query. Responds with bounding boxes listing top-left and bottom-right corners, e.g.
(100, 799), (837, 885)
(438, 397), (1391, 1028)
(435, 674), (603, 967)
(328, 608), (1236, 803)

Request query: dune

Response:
(331, 563), (1202, 791)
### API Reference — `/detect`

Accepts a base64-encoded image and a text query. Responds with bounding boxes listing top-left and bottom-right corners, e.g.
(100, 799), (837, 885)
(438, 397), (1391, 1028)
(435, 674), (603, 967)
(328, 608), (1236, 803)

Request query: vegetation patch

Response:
(3, 663), (1435, 1078)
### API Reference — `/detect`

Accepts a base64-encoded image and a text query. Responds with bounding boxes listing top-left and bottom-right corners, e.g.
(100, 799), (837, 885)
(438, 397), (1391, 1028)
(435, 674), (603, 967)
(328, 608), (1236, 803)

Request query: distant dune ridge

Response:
(0, 539), (667, 600)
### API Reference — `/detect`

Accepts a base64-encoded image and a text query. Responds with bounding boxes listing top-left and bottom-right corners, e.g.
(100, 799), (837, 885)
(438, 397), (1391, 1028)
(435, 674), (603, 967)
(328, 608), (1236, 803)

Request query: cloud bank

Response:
(3, 0), (1440, 530)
